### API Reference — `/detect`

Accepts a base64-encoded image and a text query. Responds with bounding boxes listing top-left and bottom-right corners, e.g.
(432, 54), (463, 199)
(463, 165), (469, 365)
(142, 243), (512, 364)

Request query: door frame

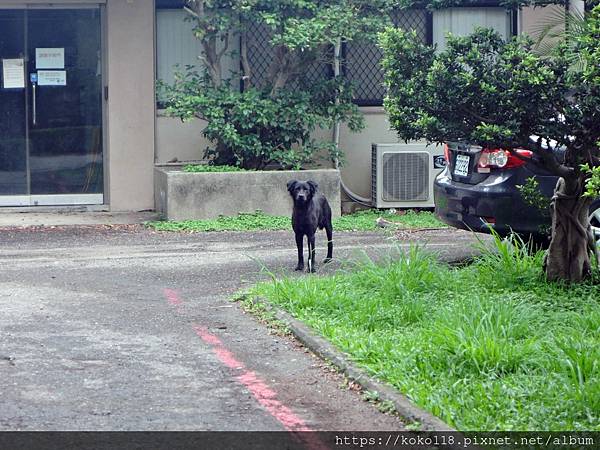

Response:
(0, 3), (107, 207)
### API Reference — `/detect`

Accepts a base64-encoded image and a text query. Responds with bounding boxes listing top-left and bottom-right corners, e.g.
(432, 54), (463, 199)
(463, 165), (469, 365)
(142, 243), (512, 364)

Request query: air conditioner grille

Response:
(371, 145), (378, 205)
(382, 152), (429, 201)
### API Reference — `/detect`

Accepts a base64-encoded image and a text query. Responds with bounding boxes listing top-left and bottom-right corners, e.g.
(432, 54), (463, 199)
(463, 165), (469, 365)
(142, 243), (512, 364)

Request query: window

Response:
(343, 9), (432, 106)
(433, 7), (513, 51)
(155, 5), (514, 107)
(156, 9), (203, 98)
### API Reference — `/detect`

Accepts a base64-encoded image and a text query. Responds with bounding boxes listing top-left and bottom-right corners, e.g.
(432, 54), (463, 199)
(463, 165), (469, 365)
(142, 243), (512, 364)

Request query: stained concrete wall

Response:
(155, 167), (341, 220)
(156, 113), (207, 163)
(106, 0), (156, 211)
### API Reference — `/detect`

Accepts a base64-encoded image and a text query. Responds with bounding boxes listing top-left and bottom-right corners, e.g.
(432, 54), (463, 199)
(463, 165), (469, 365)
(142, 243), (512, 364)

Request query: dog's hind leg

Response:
(295, 234), (305, 271)
(307, 234), (316, 273)
(323, 224), (333, 263)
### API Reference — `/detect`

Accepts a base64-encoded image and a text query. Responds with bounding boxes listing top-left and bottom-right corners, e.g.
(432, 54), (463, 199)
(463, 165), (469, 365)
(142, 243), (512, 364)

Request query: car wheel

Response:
(590, 199), (600, 248)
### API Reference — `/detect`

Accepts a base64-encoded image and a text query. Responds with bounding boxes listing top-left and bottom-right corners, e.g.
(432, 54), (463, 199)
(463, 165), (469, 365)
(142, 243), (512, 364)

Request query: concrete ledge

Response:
(154, 167), (341, 221)
(251, 296), (455, 432)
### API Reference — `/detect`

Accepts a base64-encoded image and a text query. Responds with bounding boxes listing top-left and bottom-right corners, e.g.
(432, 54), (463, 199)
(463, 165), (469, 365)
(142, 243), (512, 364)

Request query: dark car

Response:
(434, 141), (600, 245)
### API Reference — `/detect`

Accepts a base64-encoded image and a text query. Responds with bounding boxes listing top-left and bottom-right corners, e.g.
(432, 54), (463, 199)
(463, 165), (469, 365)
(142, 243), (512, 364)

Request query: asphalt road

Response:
(0, 226), (484, 432)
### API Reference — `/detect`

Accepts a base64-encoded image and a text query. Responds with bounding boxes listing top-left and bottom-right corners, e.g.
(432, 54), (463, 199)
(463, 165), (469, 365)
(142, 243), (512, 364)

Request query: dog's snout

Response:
(295, 189), (309, 201)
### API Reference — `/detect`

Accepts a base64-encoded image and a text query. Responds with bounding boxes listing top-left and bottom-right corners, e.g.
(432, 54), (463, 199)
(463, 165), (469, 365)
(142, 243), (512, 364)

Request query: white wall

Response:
(338, 107), (401, 200)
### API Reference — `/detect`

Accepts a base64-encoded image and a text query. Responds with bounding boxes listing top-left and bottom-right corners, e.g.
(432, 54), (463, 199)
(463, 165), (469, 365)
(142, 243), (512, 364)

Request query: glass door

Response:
(0, 7), (104, 207)
(0, 11), (27, 205)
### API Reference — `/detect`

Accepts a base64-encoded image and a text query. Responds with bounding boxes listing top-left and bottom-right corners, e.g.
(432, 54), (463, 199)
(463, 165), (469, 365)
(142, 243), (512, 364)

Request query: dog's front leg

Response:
(295, 234), (305, 271)
(324, 224), (333, 263)
(307, 234), (316, 273)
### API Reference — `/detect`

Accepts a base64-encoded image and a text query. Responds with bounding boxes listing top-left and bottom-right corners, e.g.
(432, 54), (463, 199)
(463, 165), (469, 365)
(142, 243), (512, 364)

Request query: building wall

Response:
(106, 0), (156, 211)
(0, 0), (155, 212)
(156, 113), (208, 163)
(338, 107), (400, 200)
(520, 4), (564, 39)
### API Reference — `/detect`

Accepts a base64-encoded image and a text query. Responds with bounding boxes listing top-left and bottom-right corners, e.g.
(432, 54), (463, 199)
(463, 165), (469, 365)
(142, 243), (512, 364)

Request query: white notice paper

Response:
(38, 70), (67, 86)
(2, 58), (25, 89)
(36, 48), (65, 69)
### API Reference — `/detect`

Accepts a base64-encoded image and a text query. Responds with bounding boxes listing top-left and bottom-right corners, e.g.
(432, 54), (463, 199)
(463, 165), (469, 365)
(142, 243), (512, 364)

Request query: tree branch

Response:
(217, 31), (230, 60)
(240, 28), (252, 90)
(532, 136), (574, 179)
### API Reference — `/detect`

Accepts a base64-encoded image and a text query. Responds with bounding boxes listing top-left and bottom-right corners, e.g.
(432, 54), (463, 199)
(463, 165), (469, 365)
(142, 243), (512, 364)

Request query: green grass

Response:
(183, 164), (248, 173)
(147, 209), (447, 232)
(248, 235), (600, 431)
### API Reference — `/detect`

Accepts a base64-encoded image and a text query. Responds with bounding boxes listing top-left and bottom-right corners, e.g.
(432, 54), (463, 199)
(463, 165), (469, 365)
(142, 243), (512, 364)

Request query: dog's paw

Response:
(323, 257), (332, 264)
(295, 264), (304, 271)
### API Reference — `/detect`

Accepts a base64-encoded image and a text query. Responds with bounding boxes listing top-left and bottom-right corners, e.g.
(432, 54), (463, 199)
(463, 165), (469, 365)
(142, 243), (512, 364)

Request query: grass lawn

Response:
(146, 209), (447, 232)
(248, 235), (600, 430)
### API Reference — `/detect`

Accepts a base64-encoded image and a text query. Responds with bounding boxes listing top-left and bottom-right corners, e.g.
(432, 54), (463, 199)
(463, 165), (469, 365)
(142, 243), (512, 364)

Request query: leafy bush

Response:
(380, 15), (600, 282)
(158, 0), (397, 170)
(161, 77), (362, 170)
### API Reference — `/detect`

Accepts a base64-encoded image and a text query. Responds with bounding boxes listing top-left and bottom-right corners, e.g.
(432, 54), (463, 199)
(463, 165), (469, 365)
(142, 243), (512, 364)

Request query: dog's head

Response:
(287, 180), (318, 206)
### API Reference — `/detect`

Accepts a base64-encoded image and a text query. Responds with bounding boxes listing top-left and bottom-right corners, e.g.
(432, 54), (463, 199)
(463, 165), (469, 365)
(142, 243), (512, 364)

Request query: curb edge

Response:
(251, 296), (455, 432)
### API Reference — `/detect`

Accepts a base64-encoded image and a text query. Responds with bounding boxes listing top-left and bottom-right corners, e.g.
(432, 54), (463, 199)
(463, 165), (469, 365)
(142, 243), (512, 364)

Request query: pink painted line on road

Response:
(163, 288), (184, 306)
(236, 370), (311, 431)
(193, 324), (223, 346)
(163, 290), (329, 449)
(194, 324), (314, 433)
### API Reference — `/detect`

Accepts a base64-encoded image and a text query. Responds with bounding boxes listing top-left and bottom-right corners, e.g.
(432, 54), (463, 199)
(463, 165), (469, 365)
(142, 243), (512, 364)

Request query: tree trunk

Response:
(240, 29), (252, 91)
(544, 176), (595, 282)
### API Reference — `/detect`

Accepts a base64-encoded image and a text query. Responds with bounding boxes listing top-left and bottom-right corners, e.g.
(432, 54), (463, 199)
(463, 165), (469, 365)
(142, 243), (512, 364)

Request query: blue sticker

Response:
(30, 73), (38, 83)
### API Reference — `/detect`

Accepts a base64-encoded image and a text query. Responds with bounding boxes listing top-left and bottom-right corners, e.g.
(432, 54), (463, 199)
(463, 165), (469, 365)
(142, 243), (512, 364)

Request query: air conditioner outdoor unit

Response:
(371, 143), (446, 208)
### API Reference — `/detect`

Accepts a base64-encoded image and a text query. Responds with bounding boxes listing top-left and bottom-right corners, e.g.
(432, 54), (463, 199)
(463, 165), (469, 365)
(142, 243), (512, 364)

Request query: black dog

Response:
(287, 180), (333, 272)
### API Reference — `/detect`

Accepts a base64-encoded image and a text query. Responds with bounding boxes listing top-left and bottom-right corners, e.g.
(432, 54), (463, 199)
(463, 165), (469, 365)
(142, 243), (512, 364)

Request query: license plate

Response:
(454, 154), (470, 177)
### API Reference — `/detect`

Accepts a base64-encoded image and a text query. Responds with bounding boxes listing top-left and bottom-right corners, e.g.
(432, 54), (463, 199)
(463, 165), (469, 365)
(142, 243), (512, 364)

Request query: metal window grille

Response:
(243, 9), (431, 106)
(244, 21), (331, 91)
(342, 9), (432, 106)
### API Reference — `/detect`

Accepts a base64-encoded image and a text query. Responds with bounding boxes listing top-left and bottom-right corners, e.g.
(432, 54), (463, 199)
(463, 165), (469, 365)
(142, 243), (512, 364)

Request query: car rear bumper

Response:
(434, 168), (556, 237)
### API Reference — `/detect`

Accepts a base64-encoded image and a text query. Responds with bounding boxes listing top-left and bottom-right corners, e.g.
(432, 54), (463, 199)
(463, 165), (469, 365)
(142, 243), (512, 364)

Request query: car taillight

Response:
(443, 143), (450, 163)
(477, 148), (533, 173)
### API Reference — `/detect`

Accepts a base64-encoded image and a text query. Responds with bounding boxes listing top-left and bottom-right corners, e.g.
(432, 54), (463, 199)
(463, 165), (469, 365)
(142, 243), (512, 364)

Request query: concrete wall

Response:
(155, 167), (341, 220)
(156, 113), (208, 163)
(106, 0), (156, 211)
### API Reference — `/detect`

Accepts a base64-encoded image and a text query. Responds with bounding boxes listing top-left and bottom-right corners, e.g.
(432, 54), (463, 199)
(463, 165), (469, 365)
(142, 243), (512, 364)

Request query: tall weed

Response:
(427, 295), (541, 376)
(473, 230), (545, 288)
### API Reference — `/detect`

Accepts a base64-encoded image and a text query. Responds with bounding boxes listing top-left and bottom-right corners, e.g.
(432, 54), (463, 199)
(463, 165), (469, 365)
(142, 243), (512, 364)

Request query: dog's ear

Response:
(307, 180), (318, 195)
(287, 180), (298, 193)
